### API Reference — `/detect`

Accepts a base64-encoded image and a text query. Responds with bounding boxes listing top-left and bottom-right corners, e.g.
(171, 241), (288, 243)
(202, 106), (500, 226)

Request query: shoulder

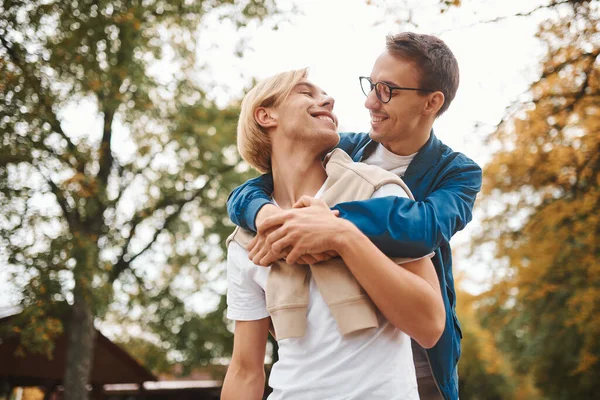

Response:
(227, 241), (250, 269)
(430, 146), (482, 193)
(337, 132), (370, 153)
(227, 226), (256, 249)
(437, 140), (481, 173)
(339, 131), (370, 143)
(227, 241), (267, 286)
(326, 149), (402, 186)
(372, 183), (411, 200)
(439, 151), (483, 187)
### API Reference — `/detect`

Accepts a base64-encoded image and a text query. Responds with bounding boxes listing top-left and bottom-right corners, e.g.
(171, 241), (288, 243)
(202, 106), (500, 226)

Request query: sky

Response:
(0, 0), (555, 310)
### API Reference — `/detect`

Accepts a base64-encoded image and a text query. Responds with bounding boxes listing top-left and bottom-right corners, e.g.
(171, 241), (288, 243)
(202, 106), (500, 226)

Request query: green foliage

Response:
(477, 1), (600, 398)
(456, 288), (539, 400)
(0, 0), (274, 372)
(116, 290), (234, 375)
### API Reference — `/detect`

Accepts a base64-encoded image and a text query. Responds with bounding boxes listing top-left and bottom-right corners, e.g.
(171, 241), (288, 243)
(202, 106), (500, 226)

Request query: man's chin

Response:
(317, 138), (340, 157)
(322, 133), (340, 149)
(369, 129), (384, 142)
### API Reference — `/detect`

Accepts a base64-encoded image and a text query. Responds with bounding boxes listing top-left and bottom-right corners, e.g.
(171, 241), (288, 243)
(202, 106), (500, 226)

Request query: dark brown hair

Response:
(386, 32), (459, 116)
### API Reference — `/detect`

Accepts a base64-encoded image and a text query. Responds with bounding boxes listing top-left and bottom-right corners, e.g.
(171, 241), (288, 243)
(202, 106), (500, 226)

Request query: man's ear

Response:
(423, 91), (445, 116)
(255, 107), (278, 128)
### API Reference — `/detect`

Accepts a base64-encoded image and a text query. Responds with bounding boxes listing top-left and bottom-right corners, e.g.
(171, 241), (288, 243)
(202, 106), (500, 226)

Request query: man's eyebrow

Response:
(295, 82), (328, 96)
(379, 79), (401, 87)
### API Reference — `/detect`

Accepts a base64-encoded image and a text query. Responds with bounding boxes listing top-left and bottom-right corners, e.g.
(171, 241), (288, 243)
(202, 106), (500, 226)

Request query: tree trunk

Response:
(63, 240), (98, 400)
(63, 292), (96, 400)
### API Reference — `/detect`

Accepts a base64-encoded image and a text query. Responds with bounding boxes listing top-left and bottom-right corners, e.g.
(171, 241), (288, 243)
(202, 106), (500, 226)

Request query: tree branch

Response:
(539, 50), (600, 81)
(108, 189), (203, 283)
(33, 164), (80, 231)
(490, 51), (598, 139)
(108, 160), (236, 283)
(97, 107), (116, 189)
(0, 35), (85, 171)
(438, 0), (571, 33)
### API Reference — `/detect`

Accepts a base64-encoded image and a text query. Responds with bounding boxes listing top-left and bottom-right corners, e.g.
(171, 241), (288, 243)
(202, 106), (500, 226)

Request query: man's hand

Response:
(247, 225), (284, 266)
(257, 196), (345, 264)
(248, 204), (284, 265)
(247, 197), (341, 266)
(255, 203), (280, 227)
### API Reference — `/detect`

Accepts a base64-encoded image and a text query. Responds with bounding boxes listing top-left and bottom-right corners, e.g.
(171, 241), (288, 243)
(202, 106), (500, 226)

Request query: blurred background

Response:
(0, 0), (598, 399)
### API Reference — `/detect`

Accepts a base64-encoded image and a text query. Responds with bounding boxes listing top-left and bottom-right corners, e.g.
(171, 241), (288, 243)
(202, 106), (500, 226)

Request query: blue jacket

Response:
(227, 131), (482, 400)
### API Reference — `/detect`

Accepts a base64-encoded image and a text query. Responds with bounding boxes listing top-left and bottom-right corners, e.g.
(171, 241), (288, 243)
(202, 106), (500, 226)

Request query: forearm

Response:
(227, 174), (274, 231)
(221, 364), (265, 400)
(332, 162), (482, 257)
(334, 220), (445, 348)
(333, 197), (446, 257)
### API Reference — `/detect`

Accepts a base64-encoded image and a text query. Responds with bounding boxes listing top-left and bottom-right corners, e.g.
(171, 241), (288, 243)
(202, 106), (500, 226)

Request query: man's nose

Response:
(364, 88), (380, 110)
(319, 94), (335, 110)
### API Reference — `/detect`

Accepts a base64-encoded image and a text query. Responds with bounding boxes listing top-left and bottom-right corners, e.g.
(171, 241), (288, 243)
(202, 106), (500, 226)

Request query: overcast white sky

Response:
(0, 0), (554, 309)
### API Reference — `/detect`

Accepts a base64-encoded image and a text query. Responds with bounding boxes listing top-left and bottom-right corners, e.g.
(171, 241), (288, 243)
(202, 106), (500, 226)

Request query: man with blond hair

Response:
(221, 68), (445, 400)
(227, 32), (482, 400)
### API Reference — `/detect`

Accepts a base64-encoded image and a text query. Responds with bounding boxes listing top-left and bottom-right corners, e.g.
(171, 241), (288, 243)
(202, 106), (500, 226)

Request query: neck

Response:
(271, 147), (328, 209)
(386, 124), (432, 156)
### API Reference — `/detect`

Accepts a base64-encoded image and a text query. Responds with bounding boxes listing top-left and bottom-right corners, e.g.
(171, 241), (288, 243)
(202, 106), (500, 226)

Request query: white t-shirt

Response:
(362, 144), (417, 177)
(226, 183), (420, 400)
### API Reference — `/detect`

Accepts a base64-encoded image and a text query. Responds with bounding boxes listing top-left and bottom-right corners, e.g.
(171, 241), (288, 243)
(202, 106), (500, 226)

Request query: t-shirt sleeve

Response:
(371, 183), (435, 263)
(371, 183), (411, 199)
(226, 242), (270, 321)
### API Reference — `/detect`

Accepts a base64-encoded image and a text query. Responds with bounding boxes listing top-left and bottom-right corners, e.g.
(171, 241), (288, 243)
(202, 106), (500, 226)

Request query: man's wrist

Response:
(331, 219), (363, 256)
(255, 203), (279, 229)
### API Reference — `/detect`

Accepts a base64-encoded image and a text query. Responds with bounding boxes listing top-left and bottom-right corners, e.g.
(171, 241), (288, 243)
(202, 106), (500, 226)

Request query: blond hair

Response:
(237, 68), (309, 173)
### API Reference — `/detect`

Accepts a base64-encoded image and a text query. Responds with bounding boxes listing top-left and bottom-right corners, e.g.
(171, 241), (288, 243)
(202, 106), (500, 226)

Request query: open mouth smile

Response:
(310, 111), (337, 127)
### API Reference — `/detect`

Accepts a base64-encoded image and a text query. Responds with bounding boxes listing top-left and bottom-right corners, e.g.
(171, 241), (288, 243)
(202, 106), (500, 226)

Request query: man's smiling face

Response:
(271, 79), (340, 153)
(365, 51), (431, 151)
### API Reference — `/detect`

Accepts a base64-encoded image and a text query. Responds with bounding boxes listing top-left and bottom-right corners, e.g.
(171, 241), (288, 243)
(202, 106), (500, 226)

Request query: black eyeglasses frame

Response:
(359, 76), (434, 103)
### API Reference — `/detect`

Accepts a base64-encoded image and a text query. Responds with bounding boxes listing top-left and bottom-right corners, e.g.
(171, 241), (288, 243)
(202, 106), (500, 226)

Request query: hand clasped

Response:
(247, 196), (342, 266)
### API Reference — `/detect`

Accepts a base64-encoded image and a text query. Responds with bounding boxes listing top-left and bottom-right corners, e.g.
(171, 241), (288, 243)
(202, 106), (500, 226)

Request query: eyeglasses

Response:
(359, 76), (433, 103)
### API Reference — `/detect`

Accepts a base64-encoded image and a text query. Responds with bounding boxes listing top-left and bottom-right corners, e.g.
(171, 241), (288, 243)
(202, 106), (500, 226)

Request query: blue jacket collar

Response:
(358, 129), (441, 177)
(404, 129), (441, 177)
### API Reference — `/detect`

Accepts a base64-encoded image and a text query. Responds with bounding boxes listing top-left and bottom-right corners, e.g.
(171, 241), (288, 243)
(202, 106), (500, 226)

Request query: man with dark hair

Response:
(227, 32), (481, 400)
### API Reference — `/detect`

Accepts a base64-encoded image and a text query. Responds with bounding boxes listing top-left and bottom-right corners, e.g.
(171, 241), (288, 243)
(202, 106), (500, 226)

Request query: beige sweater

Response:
(226, 149), (418, 340)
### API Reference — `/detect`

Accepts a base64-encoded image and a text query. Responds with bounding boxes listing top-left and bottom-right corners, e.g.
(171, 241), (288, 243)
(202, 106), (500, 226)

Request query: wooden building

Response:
(0, 308), (222, 400)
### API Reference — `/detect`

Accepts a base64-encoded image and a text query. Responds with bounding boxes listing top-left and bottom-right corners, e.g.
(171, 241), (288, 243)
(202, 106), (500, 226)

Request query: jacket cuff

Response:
(245, 197), (273, 232)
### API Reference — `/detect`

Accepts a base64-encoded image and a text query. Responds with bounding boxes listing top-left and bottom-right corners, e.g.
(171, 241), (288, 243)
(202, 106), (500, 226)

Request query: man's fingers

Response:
(259, 213), (288, 233)
(292, 195), (313, 208)
(326, 250), (338, 258)
(251, 244), (270, 265)
(271, 236), (295, 255)
(260, 246), (290, 266)
(248, 235), (266, 259)
(309, 252), (333, 264)
(247, 235), (259, 252)
(246, 235), (260, 259)
(295, 255), (308, 264)
(296, 254), (318, 265)
(259, 252), (279, 267)
(286, 247), (303, 265)
(332, 209), (340, 217)
(265, 227), (287, 246)
(248, 243), (259, 260)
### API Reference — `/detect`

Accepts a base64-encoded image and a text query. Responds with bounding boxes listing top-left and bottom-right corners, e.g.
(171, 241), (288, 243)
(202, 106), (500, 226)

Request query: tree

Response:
(0, 1), (276, 398)
(476, 1), (600, 398)
(456, 285), (539, 400)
